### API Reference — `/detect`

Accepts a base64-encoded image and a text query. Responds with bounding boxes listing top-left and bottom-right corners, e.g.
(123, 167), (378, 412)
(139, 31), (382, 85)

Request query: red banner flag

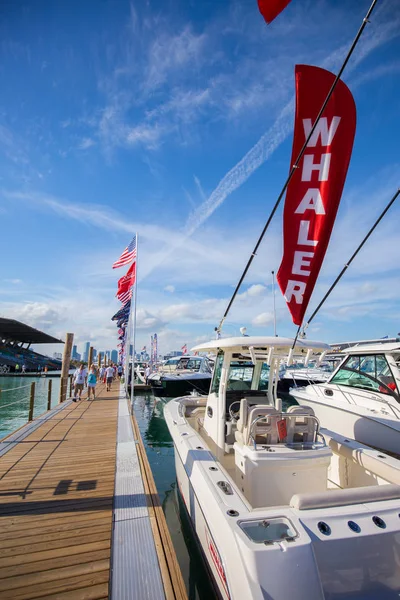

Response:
(277, 65), (356, 326)
(258, 0), (292, 24)
(117, 262), (136, 296)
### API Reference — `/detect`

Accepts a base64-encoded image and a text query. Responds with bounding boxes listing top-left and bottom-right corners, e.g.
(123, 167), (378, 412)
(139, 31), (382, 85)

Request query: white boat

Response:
(164, 336), (400, 600)
(279, 362), (333, 390)
(291, 341), (400, 455)
(149, 355), (213, 397)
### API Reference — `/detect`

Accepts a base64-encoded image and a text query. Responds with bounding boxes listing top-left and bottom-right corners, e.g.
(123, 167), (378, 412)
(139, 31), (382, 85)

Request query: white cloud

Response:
(144, 26), (207, 92)
(164, 285), (175, 293)
(252, 312), (275, 327)
(126, 122), (167, 150)
(78, 137), (95, 150)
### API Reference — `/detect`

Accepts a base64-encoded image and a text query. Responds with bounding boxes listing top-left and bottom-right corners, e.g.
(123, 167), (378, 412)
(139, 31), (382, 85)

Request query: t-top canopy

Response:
(0, 318), (64, 345)
(191, 336), (330, 356)
(342, 342), (400, 355)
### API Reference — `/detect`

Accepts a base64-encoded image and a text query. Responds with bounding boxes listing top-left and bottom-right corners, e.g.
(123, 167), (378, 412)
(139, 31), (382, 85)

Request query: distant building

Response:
(72, 345), (78, 360)
(83, 342), (90, 363)
(111, 349), (118, 363)
(92, 349), (97, 361)
(164, 351), (183, 360)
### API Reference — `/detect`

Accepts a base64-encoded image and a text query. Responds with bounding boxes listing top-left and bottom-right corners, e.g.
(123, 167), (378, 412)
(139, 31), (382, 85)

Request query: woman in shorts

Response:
(87, 365), (97, 400)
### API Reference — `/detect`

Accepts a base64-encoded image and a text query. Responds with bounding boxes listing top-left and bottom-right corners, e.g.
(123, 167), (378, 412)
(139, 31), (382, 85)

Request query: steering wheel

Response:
(229, 400), (241, 422)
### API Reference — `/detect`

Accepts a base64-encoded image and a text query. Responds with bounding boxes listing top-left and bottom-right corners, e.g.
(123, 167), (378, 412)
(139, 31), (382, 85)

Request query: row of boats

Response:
(157, 335), (400, 600)
(137, 353), (335, 398)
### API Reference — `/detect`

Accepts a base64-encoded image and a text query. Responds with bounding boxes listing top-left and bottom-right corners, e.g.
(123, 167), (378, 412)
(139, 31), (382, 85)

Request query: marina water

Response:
(0, 376), (61, 439)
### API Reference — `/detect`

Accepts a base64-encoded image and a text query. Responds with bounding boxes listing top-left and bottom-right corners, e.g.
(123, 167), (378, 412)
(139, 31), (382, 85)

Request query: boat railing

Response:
(248, 413), (324, 450)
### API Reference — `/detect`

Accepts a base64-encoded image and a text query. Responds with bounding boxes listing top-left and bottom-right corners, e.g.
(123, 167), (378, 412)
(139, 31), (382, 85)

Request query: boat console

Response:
(232, 403), (332, 507)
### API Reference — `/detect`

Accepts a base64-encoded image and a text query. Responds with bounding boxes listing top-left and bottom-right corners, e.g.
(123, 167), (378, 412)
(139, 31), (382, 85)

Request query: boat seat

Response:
(291, 483), (400, 510)
(286, 405), (318, 444)
(235, 403), (279, 446)
(323, 430), (400, 486)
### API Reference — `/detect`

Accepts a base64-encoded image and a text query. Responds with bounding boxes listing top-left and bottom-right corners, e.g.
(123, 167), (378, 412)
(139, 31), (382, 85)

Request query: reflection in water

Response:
(132, 391), (298, 599)
(133, 394), (217, 600)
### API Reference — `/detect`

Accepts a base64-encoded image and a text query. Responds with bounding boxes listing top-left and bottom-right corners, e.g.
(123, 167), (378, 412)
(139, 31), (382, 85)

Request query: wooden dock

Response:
(0, 380), (187, 600)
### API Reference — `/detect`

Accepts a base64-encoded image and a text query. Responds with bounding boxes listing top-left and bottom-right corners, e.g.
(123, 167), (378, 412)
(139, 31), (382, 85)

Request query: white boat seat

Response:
(235, 404), (279, 446)
(323, 430), (400, 486)
(286, 405), (317, 444)
(291, 483), (400, 510)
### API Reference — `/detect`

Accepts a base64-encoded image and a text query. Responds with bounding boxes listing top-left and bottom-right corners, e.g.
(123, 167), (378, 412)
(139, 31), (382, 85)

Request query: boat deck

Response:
(0, 380), (186, 599)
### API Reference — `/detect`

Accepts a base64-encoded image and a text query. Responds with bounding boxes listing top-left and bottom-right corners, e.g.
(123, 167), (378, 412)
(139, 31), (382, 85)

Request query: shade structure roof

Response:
(0, 318), (64, 344)
(191, 336), (330, 355)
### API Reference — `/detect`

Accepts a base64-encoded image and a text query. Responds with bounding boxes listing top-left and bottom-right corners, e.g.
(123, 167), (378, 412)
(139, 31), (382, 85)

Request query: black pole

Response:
(216, 0), (378, 334)
(303, 188), (400, 332)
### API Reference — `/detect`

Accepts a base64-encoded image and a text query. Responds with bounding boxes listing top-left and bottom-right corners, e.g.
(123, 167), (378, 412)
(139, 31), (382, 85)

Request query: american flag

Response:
(117, 288), (132, 305)
(181, 344), (187, 355)
(112, 302), (131, 321)
(112, 235), (137, 269)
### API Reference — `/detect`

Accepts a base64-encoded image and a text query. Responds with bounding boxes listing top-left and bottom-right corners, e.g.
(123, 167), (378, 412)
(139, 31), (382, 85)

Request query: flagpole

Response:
(124, 310), (131, 396)
(216, 0), (378, 335)
(272, 270), (277, 337)
(130, 233), (138, 413)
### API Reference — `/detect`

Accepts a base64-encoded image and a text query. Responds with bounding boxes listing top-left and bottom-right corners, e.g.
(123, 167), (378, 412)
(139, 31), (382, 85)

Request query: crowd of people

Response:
(72, 362), (123, 402)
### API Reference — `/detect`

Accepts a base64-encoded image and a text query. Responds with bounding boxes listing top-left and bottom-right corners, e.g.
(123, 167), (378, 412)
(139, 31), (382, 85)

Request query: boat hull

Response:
(174, 447), (230, 600)
(151, 375), (211, 398)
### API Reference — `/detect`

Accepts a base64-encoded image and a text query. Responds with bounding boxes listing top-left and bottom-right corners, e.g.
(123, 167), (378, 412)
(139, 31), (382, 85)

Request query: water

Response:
(0, 376), (62, 439)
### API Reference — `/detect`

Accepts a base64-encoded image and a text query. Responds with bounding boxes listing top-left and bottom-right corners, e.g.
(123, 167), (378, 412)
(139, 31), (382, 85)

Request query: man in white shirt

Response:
(73, 364), (87, 401)
(105, 363), (115, 392)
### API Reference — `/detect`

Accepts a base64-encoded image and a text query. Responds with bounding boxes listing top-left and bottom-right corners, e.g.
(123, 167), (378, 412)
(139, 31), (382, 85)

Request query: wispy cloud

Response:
(78, 137), (95, 150)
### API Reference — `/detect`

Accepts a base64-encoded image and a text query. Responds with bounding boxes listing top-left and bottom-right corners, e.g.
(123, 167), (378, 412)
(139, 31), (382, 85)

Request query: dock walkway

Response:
(0, 380), (186, 600)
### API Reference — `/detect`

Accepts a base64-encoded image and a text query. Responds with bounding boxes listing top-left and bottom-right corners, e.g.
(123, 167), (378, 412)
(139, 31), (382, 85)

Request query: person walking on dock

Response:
(105, 363), (114, 392)
(87, 364), (97, 400)
(73, 363), (86, 401)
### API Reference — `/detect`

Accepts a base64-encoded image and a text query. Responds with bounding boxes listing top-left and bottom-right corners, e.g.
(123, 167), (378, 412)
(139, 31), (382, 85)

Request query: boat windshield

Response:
(177, 358), (203, 371)
(227, 361), (269, 392)
(330, 354), (398, 397)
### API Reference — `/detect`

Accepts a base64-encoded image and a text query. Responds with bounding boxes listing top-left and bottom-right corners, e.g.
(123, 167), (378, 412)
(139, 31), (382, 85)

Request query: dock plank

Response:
(0, 379), (187, 599)
(0, 381), (116, 598)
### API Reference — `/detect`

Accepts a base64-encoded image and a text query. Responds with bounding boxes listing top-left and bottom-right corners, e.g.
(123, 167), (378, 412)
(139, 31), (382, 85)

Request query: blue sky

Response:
(0, 0), (399, 358)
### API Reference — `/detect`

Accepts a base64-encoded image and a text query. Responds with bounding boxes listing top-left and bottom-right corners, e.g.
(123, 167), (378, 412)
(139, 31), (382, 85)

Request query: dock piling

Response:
(28, 382), (35, 421)
(47, 379), (52, 410)
(88, 346), (93, 369)
(59, 332), (74, 403)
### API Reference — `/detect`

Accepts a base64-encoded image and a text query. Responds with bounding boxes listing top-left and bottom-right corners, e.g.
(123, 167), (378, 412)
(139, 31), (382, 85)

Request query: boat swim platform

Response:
(0, 380), (187, 600)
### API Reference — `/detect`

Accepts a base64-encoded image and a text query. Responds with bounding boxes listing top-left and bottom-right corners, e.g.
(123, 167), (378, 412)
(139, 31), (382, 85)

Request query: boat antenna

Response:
(216, 0), (378, 336)
(301, 187), (400, 336)
(272, 271), (277, 336)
